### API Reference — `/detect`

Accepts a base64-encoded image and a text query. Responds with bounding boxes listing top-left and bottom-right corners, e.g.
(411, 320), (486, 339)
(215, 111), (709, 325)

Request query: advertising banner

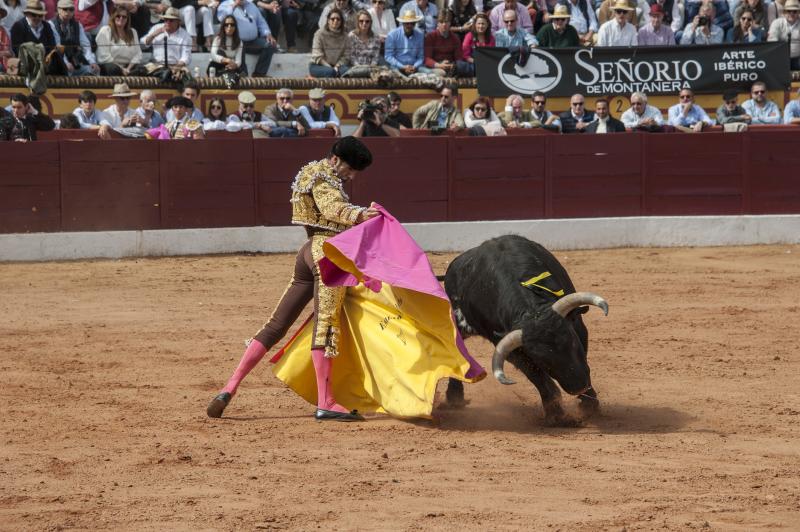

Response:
(475, 43), (791, 97)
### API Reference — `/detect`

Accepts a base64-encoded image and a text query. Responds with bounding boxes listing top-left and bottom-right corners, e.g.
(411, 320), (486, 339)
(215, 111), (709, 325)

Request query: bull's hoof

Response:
(578, 398), (601, 417)
(544, 413), (583, 427)
(443, 394), (470, 409)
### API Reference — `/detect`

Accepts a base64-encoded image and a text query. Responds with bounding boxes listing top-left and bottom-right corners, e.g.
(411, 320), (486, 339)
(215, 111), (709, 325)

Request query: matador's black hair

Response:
(330, 136), (373, 171)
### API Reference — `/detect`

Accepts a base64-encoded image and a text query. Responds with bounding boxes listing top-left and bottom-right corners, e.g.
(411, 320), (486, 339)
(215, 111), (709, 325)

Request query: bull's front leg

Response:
(578, 386), (600, 417)
(507, 351), (579, 427)
(445, 378), (467, 407)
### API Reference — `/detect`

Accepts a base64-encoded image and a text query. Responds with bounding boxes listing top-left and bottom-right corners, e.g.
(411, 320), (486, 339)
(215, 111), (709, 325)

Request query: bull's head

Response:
(491, 292), (608, 395)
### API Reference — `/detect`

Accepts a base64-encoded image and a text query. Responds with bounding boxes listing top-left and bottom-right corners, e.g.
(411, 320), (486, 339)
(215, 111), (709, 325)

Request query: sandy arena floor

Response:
(1, 245), (799, 531)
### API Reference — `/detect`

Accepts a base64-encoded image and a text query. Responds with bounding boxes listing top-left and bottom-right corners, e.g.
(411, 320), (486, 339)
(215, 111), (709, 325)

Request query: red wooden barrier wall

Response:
(2, 132), (800, 235)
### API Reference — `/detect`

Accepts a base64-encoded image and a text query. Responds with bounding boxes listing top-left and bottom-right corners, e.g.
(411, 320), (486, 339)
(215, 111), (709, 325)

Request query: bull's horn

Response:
(551, 292), (609, 318)
(492, 329), (522, 385)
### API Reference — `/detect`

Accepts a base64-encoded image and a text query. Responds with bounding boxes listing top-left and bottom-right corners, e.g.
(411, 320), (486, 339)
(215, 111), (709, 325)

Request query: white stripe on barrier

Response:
(1, 215), (799, 262)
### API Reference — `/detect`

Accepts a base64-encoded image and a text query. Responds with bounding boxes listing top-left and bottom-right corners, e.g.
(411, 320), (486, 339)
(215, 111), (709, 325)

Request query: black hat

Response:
(167, 96), (194, 109)
(722, 89), (738, 101)
(331, 136), (372, 171)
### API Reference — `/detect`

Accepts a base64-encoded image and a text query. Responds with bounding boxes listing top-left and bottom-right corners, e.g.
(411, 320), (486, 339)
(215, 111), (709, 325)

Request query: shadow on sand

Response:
(427, 400), (697, 435)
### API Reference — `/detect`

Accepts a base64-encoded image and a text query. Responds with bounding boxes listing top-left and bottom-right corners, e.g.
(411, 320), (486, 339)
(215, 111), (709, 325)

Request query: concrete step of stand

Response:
(141, 51), (312, 79)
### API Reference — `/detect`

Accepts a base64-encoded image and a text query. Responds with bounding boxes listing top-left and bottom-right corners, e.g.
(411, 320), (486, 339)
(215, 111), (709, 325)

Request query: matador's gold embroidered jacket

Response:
(290, 159), (366, 233)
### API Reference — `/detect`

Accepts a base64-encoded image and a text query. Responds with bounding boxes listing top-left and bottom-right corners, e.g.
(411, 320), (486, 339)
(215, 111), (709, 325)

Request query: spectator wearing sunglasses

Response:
(10, 0), (66, 74)
(596, 0), (637, 46)
(203, 97), (230, 131)
(103, 83), (142, 128)
(310, 7), (350, 77)
(715, 89), (751, 126)
(369, 0), (396, 40)
(49, 0), (100, 76)
(264, 88), (311, 137)
(667, 88), (714, 132)
(726, 8), (765, 42)
(96, 7), (145, 76)
(741, 81), (781, 124)
(210, 15), (246, 75)
(217, 0), (277, 77)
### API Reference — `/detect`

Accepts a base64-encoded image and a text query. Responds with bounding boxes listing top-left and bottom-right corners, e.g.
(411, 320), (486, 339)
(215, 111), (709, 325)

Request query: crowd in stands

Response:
(1, 0), (797, 79)
(3, 79), (799, 141)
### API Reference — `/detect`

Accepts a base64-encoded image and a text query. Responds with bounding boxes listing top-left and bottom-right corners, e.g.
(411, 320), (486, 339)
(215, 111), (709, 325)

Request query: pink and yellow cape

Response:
(270, 205), (485, 419)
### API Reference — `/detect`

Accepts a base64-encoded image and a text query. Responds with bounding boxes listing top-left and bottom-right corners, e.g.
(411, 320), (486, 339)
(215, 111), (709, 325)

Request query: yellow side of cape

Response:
(271, 281), (483, 419)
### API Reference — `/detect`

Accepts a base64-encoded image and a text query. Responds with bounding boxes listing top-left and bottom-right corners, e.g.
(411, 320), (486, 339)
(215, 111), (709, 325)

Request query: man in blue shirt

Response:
(399, 0), (437, 33)
(217, 0), (277, 76)
(667, 88), (714, 132)
(783, 88), (800, 124)
(385, 10), (425, 76)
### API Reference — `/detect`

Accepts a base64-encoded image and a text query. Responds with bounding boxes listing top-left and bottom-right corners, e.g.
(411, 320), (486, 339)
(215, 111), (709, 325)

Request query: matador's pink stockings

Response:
(221, 339), (267, 396)
(311, 348), (349, 413)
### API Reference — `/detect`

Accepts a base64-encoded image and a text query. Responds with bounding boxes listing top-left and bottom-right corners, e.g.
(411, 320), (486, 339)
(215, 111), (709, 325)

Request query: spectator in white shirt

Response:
(596, 0), (638, 45)
(103, 82), (141, 128)
(140, 7), (192, 70)
(620, 91), (665, 129)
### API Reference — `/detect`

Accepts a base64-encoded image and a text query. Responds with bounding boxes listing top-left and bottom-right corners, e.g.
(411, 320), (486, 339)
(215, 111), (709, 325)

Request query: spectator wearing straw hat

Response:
(536, 4), (580, 47)
(103, 83), (141, 128)
(596, 0), (638, 46)
(384, 9), (424, 76)
(141, 6), (192, 69)
(10, 0), (66, 74)
(768, 0), (800, 69)
(49, 0), (100, 76)
(638, 3), (675, 45)
(563, 0), (598, 45)
(399, 0), (438, 33)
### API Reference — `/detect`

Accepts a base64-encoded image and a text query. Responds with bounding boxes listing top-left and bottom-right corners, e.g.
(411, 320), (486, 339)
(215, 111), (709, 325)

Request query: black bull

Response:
(442, 235), (608, 425)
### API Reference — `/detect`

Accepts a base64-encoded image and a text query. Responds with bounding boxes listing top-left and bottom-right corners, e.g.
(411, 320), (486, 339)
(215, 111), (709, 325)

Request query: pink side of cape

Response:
(318, 204), (485, 380)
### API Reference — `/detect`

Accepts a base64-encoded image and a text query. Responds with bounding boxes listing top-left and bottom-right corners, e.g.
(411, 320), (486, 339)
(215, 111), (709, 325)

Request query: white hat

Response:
(396, 9), (423, 23)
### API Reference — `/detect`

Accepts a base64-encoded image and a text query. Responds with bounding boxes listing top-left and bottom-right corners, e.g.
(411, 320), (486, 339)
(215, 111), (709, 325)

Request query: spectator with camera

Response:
(412, 83), (464, 130)
(265, 88), (311, 137)
(680, 3), (724, 44)
(385, 10), (424, 76)
(0, 93), (55, 141)
(386, 91), (412, 128)
(353, 96), (400, 136)
(299, 88), (341, 136)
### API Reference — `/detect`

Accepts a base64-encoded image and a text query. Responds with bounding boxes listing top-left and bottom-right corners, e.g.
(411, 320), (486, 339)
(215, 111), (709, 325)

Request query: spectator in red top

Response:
(0, 1), (14, 73)
(423, 10), (470, 77)
(461, 12), (493, 76)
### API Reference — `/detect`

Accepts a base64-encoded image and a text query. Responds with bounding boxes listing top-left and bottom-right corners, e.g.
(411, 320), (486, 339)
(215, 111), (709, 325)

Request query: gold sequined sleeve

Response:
(311, 178), (365, 227)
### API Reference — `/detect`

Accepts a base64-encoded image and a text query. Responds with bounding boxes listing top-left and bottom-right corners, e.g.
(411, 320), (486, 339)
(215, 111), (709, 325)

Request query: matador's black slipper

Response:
(315, 408), (365, 422)
(207, 392), (231, 418)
